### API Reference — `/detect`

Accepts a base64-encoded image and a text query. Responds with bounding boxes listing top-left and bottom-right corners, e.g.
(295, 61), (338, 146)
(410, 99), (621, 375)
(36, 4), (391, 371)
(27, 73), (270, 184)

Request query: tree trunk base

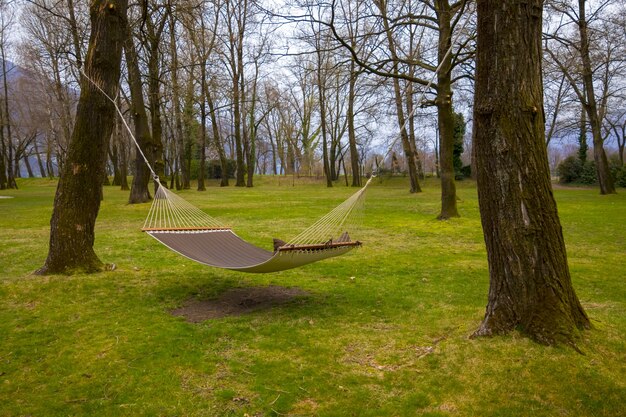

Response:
(35, 251), (104, 275)
(471, 301), (591, 347)
(437, 210), (460, 220)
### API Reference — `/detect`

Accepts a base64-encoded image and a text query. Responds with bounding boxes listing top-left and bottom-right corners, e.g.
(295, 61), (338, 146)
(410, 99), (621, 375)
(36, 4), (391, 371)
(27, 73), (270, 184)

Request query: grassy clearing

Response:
(1, 177), (625, 416)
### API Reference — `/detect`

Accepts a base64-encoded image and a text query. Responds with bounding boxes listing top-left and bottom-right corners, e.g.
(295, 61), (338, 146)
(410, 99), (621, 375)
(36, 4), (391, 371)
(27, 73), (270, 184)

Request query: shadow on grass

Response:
(169, 284), (313, 322)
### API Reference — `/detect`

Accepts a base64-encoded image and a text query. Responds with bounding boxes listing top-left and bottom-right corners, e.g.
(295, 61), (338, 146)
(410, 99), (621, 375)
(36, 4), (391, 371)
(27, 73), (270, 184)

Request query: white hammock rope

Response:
(143, 185), (224, 230)
(287, 176), (372, 246)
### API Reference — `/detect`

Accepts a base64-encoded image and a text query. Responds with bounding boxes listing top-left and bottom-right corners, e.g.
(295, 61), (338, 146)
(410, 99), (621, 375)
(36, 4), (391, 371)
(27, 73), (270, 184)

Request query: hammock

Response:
(141, 178), (371, 273)
(79, 71), (370, 274)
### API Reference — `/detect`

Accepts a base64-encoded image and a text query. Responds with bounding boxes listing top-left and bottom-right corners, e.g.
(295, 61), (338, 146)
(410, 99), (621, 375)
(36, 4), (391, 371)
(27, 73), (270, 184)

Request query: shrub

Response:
(556, 156), (582, 183)
(579, 160), (597, 185)
(609, 155), (626, 188)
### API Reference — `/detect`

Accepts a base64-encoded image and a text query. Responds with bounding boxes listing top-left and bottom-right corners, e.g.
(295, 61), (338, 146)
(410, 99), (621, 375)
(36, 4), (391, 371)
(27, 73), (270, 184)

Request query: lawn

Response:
(1, 177), (625, 416)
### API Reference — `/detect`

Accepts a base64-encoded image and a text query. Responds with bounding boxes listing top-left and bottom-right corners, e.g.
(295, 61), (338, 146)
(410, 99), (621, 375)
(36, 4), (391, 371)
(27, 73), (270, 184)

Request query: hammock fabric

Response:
(140, 177), (371, 273)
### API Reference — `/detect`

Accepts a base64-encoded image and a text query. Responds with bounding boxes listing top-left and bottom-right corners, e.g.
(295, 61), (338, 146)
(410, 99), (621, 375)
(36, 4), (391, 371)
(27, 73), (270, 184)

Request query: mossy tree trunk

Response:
(472, 0), (590, 345)
(37, 0), (127, 274)
(435, 0), (459, 219)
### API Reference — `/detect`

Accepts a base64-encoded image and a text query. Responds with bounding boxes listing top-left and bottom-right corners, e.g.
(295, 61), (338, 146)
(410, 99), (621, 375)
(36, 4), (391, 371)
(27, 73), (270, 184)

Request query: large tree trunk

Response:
(472, 0), (590, 345)
(37, 0), (127, 274)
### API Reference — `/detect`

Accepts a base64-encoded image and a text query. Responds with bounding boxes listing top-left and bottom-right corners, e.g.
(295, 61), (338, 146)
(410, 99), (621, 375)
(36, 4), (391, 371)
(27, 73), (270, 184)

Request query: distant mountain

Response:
(0, 58), (32, 85)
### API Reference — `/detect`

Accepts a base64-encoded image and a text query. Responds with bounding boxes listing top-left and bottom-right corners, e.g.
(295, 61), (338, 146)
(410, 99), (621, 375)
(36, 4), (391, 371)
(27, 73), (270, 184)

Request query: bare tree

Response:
(303, 0), (474, 216)
(544, 0), (622, 194)
(0, 0), (17, 188)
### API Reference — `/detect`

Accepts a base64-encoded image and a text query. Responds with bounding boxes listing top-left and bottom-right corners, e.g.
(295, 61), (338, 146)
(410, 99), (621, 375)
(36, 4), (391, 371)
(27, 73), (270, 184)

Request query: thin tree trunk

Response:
(66, 0), (83, 69)
(37, 0), (127, 274)
(168, 11), (188, 190)
(436, 0), (460, 219)
(348, 60), (361, 187)
(34, 138), (47, 177)
(23, 154), (34, 178)
(472, 0), (590, 345)
(317, 59), (332, 188)
(118, 121), (129, 191)
(578, 0), (615, 194)
(0, 101), (7, 188)
(578, 100), (588, 164)
(197, 51), (207, 191)
(125, 31), (153, 203)
(206, 87), (228, 186)
(1, 46), (17, 189)
(377, 1), (421, 193)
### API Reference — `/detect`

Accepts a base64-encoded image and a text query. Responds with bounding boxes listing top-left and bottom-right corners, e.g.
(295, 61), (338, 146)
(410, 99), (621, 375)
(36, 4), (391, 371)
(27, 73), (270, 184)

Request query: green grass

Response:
(1, 177), (625, 416)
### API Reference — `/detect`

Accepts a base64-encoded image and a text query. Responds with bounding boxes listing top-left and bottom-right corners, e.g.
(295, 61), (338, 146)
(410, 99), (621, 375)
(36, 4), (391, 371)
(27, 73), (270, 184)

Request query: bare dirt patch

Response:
(171, 286), (310, 322)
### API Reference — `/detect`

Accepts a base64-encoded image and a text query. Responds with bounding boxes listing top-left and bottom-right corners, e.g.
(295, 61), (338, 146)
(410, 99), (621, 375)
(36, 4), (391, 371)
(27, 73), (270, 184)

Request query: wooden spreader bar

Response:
(142, 226), (231, 232)
(277, 241), (362, 252)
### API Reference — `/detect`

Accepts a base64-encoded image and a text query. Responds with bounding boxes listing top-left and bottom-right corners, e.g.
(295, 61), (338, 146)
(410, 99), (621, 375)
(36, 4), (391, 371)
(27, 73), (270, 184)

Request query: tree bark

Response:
(348, 59), (361, 187)
(197, 47), (207, 192)
(125, 31), (153, 203)
(435, 0), (459, 219)
(34, 138), (47, 177)
(37, 0), (127, 274)
(23, 153), (34, 178)
(472, 0), (590, 345)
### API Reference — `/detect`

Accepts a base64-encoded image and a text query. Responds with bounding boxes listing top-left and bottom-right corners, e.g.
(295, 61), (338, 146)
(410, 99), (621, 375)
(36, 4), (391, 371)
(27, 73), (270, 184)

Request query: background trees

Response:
(544, 0), (626, 193)
(1, 1), (624, 199)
